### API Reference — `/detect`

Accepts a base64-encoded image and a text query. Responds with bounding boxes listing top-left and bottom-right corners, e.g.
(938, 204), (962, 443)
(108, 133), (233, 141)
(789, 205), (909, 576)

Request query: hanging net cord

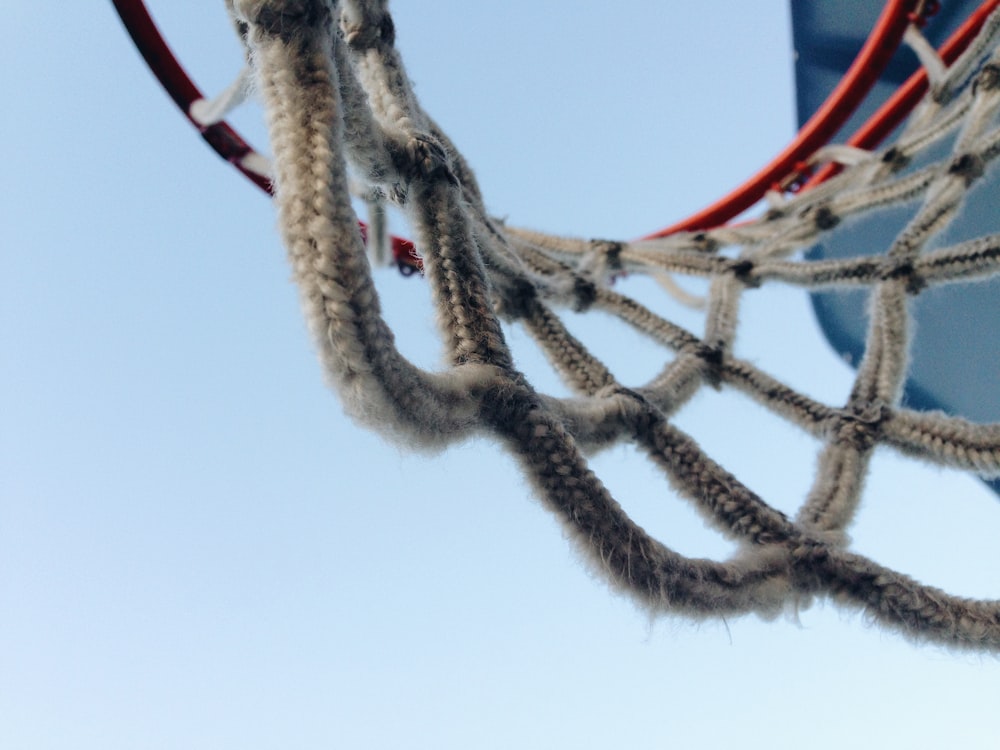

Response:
(229, 0), (1000, 648)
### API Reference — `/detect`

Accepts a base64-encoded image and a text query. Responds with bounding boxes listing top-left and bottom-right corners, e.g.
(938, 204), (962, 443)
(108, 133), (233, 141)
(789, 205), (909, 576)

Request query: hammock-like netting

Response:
(224, 0), (1000, 649)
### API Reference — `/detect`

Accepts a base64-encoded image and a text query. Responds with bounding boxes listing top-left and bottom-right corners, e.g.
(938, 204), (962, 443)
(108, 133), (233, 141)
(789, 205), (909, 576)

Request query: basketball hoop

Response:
(113, 0), (1000, 649)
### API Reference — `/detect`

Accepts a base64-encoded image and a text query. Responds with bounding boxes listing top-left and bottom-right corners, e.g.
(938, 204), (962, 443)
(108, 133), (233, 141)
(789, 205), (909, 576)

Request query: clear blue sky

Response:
(3, 2), (999, 749)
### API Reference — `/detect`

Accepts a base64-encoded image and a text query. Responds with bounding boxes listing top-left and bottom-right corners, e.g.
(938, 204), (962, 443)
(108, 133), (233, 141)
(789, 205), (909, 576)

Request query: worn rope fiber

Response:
(230, 0), (1000, 648)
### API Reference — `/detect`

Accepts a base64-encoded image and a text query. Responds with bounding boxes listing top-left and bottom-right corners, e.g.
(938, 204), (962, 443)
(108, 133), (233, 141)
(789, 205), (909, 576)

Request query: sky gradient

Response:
(4, 3), (999, 748)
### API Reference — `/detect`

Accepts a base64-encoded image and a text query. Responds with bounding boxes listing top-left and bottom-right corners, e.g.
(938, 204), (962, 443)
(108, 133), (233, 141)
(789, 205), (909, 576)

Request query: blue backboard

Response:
(792, 0), (1000, 493)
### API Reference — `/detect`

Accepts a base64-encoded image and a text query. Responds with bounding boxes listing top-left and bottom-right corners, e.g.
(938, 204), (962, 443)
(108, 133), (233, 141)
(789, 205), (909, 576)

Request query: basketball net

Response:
(185, 0), (1000, 649)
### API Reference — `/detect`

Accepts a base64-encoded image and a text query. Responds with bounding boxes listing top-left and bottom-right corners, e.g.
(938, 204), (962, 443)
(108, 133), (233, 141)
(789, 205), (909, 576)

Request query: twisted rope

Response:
(231, 0), (1000, 648)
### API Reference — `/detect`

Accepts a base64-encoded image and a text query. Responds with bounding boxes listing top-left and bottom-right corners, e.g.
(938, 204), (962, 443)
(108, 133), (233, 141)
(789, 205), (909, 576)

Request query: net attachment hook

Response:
(909, 0), (942, 27)
(773, 161), (815, 194)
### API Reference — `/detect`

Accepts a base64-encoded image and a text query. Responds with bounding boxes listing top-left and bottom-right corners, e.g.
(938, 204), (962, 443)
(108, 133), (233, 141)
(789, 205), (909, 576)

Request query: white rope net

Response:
(227, 0), (1000, 649)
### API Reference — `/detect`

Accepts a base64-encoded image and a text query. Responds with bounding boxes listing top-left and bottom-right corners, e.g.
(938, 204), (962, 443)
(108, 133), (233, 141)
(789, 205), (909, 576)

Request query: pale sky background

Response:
(3, 2), (1000, 749)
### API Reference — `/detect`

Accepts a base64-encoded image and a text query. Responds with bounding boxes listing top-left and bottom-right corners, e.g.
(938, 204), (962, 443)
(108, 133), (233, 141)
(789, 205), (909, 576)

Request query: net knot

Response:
(389, 135), (458, 188)
(973, 63), (1000, 94)
(882, 258), (926, 294)
(948, 152), (985, 187)
(787, 539), (833, 592)
(881, 146), (911, 172)
(588, 239), (624, 271)
(603, 385), (656, 439)
(494, 277), (538, 321)
(790, 538), (830, 564)
(813, 204), (841, 231)
(694, 343), (725, 388)
(689, 232), (720, 253)
(728, 259), (760, 287)
(572, 276), (598, 312)
(476, 376), (542, 439)
(833, 402), (889, 451)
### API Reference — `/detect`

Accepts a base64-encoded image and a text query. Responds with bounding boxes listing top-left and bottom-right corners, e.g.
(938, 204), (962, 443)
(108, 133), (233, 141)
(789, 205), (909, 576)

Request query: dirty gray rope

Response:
(230, 0), (1000, 648)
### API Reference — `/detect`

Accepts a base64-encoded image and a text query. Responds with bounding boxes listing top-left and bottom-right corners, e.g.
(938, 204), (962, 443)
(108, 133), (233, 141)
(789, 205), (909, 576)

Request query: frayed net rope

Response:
(230, 0), (1000, 649)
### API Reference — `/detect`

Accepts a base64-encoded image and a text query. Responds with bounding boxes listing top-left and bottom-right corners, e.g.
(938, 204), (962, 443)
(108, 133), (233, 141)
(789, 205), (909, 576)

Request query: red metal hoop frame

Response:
(801, 0), (1000, 189)
(112, 0), (999, 259)
(645, 0), (1000, 237)
(110, 0), (422, 274)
